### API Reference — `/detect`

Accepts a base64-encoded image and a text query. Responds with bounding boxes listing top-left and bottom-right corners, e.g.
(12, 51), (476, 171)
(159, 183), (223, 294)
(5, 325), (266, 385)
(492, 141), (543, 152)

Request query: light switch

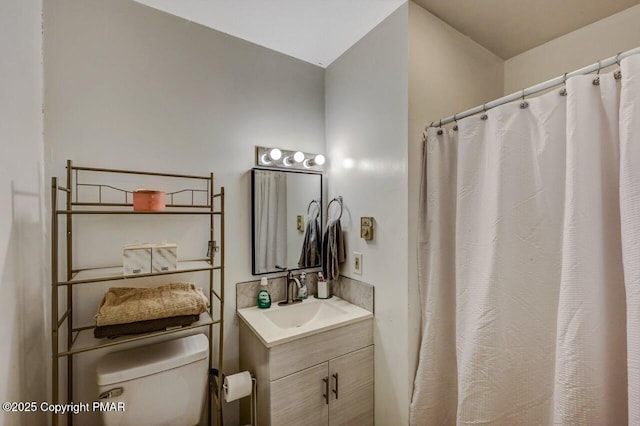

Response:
(297, 215), (304, 232)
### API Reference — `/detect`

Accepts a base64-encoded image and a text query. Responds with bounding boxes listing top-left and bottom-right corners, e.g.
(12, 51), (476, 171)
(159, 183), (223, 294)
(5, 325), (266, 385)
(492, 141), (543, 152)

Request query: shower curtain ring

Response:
(453, 114), (458, 131)
(437, 119), (443, 135)
(560, 72), (568, 96)
(520, 89), (529, 109)
(615, 52), (623, 80)
(593, 61), (601, 86)
(481, 102), (488, 121)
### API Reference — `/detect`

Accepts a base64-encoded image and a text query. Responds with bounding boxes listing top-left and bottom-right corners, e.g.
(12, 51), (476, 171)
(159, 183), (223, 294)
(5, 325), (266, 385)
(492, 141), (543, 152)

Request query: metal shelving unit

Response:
(51, 160), (225, 426)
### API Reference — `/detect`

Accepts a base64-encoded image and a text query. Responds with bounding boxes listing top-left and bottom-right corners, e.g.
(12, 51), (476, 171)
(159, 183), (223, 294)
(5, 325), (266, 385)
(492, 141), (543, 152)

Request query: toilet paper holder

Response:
(213, 369), (257, 426)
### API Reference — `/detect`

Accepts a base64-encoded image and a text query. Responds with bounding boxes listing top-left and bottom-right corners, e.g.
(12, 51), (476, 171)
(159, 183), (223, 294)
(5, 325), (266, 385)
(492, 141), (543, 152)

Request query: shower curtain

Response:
(254, 170), (287, 273)
(411, 54), (640, 425)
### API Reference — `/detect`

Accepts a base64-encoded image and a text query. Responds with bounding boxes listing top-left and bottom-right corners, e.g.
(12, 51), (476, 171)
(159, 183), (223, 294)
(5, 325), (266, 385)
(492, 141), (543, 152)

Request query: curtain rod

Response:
(426, 46), (640, 129)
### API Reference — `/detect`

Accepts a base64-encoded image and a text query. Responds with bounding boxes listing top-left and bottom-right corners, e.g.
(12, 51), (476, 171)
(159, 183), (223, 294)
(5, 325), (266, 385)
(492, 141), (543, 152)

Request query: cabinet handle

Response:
(332, 373), (339, 399)
(323, 377), (329, 405)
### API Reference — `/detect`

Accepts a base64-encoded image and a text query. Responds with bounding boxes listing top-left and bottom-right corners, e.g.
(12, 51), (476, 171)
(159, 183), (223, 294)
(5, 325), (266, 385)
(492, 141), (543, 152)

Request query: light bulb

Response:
(260, 153), (272, 165)
(283, 156), (294, 166)
(314, 154), (325, 165)
(293, 151), (305, 163)
(269, 148), (282, 161)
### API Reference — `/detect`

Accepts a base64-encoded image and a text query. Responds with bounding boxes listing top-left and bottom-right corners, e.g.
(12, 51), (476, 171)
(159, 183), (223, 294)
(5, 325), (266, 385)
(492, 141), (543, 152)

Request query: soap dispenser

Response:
(257, 277), (271, 308)
(297, 272), (308, 299)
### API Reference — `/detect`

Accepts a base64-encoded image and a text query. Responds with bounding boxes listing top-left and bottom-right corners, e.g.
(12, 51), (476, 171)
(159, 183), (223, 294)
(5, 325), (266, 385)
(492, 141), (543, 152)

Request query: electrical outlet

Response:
(353, 252), (363, 275)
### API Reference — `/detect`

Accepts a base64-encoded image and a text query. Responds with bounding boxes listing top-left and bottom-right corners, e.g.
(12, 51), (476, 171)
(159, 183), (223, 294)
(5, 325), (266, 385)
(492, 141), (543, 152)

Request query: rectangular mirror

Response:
(252, 168), (322, 275)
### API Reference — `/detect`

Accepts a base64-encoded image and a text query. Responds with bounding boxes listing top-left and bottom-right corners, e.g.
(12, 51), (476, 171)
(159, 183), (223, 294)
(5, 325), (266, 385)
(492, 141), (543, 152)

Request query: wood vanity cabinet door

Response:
(328, 345), (374, 426)
(270, 363), (329, 426)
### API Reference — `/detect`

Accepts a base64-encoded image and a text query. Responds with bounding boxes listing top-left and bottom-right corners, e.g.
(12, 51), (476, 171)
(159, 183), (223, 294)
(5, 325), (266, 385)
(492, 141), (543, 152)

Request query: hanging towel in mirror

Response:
(298, 206), (321, 268)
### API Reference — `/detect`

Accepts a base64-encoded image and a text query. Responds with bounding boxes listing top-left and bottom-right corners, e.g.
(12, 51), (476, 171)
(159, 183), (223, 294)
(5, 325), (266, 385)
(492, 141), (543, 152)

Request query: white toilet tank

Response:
(96, 333), (209, 426)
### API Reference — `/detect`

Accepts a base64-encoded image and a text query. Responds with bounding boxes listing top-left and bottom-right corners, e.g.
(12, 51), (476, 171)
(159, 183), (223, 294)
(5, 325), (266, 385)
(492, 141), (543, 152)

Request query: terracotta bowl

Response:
(133, 190), (166, 211)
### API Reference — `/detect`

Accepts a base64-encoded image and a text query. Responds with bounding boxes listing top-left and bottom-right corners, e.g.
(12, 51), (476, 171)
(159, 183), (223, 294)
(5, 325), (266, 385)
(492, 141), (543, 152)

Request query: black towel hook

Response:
(307, 199), (320, 216)
(328, 196), (343, 221)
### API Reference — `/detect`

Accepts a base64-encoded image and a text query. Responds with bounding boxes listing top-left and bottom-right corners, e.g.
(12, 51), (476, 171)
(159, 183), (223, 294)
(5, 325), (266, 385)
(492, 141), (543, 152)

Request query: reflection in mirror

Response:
(252, 169), (322, 275)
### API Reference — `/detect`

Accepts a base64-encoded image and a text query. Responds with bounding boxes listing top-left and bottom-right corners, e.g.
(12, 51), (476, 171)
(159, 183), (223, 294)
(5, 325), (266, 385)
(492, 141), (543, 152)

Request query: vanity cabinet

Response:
(271, 363), (328, 425)
(326, 346), (374, 425)
(239, 317), (374, 426)
(270, 346), (374, 426)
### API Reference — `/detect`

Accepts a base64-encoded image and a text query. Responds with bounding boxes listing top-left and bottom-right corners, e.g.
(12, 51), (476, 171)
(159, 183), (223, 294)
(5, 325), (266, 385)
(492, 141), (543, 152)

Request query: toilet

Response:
(96, 333), (209, 426)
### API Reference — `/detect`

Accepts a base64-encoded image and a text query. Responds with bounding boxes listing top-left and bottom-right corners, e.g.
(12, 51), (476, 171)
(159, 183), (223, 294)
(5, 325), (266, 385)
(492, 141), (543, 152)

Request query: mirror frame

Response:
(251, 167), (323, 275)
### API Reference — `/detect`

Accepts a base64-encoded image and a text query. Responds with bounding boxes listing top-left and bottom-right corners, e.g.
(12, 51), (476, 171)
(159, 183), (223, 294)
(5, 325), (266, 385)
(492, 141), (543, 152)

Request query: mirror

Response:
(252, 168), (322, 275)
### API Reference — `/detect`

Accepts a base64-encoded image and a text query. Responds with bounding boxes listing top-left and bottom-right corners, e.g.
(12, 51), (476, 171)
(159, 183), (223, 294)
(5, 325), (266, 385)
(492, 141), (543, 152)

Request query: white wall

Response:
(44, 0), (325, 424)
(325, 4), (409, 424)
(407, 0), (504, 400)
(505, 4), (640, 93)
(0, 1), (47, 426)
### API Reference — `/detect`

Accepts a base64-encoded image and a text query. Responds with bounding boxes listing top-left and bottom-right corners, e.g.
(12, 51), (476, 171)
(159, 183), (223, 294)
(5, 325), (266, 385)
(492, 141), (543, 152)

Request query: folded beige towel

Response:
(95, 282), (209, 326)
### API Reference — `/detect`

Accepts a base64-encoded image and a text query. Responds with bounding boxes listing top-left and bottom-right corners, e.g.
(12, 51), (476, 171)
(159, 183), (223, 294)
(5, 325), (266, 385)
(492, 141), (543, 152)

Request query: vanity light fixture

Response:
(283, 156), (294, 166)
(283, 151), (305, 166)
(259, 148), (282, 165)
(255, 146), (325, 171)
(303, 154), (325, 168)
(269, 148), (282, 160)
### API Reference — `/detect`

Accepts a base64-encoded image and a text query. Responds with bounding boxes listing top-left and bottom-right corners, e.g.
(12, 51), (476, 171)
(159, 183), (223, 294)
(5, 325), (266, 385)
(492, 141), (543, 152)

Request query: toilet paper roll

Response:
(223, 371), (252, 402)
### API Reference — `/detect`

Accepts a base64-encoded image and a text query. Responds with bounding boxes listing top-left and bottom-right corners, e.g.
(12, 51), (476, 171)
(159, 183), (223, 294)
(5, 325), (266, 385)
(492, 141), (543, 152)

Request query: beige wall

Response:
(407, 0), (504, 406)
(325, 4), (409, 423)
(505, 4), (640, 93)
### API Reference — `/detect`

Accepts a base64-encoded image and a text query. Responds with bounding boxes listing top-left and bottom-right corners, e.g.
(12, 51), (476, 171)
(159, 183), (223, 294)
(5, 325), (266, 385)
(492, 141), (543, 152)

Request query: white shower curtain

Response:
(411, 54), (640, 425)
(255, 170), (287, 273)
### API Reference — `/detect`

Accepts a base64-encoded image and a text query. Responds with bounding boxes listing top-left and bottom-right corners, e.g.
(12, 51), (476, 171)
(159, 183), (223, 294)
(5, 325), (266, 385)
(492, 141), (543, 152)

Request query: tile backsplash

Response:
(331, 275), (374, 313)
(236, 273), (374, 313)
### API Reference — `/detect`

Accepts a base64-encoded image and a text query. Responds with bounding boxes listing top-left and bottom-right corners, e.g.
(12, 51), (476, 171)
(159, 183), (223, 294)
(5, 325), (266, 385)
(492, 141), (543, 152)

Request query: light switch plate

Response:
(360, 217), (374, 240)
(297, 215), (304, 232)
(353, 252), (363, 275)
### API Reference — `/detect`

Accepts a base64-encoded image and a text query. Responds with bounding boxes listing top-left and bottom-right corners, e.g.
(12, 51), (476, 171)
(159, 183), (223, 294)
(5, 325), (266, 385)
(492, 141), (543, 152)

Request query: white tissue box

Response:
(122, 244), (152, 276)
(152, 243), (178, 273)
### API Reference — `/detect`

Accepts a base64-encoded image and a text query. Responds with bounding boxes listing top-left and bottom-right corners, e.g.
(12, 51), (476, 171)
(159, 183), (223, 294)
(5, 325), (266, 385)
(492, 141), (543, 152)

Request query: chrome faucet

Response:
(278, 271), (303, 306)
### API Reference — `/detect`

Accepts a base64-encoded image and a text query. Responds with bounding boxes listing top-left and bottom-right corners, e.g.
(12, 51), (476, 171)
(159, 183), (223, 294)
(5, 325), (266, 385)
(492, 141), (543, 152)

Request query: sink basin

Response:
(264, 299), (348, 329)
(237, 297), (372, 347)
